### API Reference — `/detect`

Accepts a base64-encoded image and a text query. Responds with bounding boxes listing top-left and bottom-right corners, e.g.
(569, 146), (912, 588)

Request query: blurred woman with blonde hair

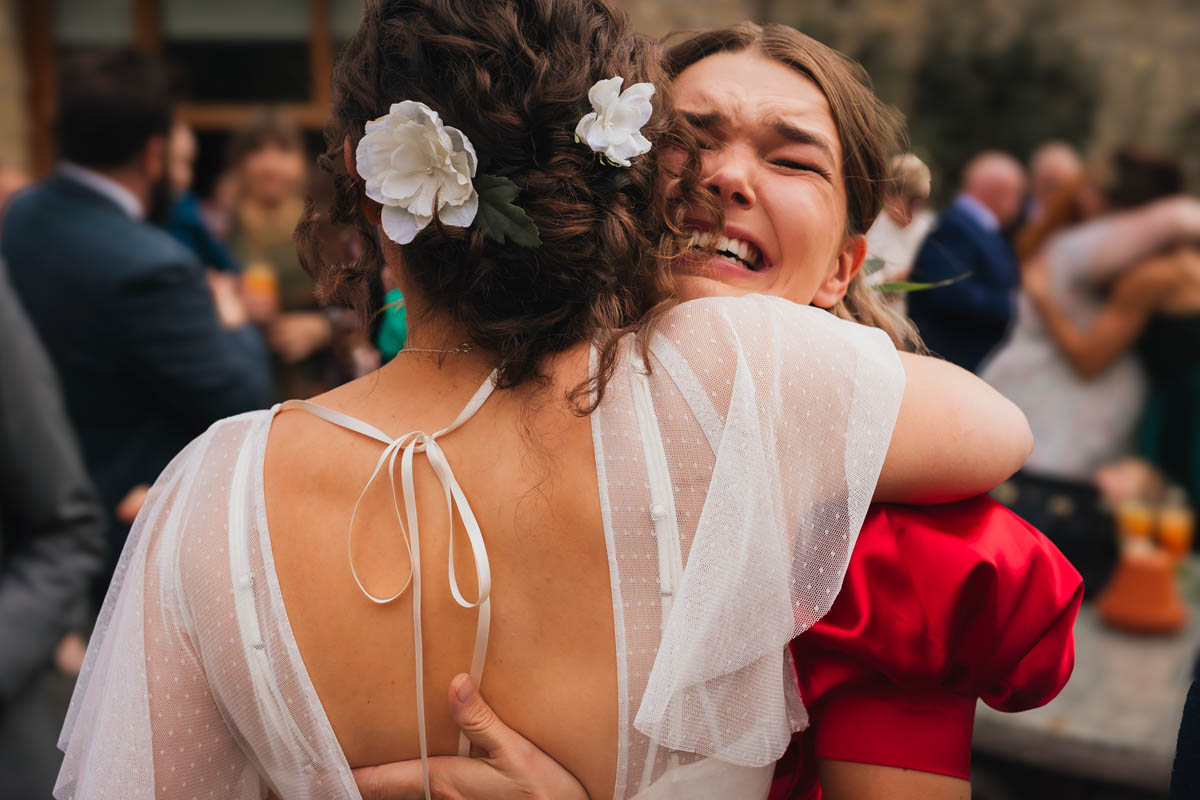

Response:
(864, 152), (935, 310)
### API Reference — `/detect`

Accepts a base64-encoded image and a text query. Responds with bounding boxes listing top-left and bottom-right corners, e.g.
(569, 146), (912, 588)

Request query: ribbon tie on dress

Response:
(277, 371), (497, 800)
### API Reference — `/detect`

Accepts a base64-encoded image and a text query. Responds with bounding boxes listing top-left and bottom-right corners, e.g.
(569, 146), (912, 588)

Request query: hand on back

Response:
(353, 675), (588, 800)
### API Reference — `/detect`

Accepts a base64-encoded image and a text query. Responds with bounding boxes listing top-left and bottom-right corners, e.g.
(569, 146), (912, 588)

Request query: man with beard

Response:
(1, 49), (268, 603)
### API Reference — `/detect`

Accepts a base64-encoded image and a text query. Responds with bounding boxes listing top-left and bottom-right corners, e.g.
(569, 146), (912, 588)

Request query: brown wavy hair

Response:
(1015, 174), (1087, 261)
(664, 23), (923, 351)
(297, 0), (707, 407)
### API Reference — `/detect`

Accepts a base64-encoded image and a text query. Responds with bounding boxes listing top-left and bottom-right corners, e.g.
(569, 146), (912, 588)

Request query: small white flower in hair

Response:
(575, 76), (655, 167)
(355, 100), (478, 245)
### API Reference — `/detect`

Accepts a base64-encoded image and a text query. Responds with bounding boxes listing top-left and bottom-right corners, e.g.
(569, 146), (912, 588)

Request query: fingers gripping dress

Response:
(54, 296), (906, 799)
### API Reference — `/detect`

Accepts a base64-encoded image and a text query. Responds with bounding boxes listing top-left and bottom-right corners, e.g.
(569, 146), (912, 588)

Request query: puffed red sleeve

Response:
(769, 497), (1084, 800)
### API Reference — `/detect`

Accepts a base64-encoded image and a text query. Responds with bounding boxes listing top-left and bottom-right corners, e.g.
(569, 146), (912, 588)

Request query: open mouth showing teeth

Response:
(688, 232), (765, 271)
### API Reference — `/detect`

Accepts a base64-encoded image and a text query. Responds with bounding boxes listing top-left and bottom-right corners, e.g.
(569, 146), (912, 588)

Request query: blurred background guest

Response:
(1027, 140), (1084, 225)
(200, 168), (240, 244)
(0, 48), (269, 603)
(0, 260), (105, 800)
(864, 152), (935, 311)
(983, 149), (1200, 590)
(227, 109), (335, 400)
(906, 151), (1027, 372)
(163, 119), (241, 274)
(1018, 152), (1200, 507)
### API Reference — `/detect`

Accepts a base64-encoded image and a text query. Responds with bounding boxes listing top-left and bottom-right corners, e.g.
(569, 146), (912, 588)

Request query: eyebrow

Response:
(768, 119), (837, 164)
(681, 109), (837, 165)
(681, 110), (724, 130)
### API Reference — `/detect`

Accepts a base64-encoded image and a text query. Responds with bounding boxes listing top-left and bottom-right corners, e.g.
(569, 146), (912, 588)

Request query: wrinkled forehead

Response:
(673, 51), (843, 168)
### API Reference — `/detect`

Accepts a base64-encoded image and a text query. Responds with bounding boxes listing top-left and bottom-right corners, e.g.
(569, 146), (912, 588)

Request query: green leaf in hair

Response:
(875, 272), (972, 294)
(474, 174), (542, 248)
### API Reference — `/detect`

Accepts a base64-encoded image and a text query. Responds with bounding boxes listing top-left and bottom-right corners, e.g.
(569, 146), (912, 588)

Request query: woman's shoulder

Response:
(639, 295), (904, 452)
(662, 293), (891, 335)
(131, 410), (275, 564)
(184, 409), (277, 488)
(655, 294), (900, 375)
(148, 409), (273, 494)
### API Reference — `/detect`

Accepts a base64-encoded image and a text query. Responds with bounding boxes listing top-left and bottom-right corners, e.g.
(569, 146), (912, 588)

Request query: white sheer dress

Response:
(55, 295), (905, 800)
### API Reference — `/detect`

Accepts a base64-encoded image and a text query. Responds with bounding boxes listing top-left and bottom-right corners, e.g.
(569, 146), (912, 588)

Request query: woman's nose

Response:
(703, 150), (757, 209)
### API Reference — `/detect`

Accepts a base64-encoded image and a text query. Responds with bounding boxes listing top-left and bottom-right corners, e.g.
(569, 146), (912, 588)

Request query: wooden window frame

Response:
(19, 0), (334, 175)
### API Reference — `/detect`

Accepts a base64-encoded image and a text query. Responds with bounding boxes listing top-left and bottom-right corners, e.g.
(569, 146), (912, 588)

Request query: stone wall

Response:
(619, 0), (763, 38)
(0, 0), (29, 170)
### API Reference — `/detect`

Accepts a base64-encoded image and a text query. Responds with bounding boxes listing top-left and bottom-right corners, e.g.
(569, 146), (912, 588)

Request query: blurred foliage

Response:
(784, 1), (1101, 204)
(909, 16), (1098, 201)
(1174, 108), (1200, 192)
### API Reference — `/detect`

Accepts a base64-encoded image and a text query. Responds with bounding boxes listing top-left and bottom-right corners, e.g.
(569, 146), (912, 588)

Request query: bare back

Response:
(264, 343), (620, 799)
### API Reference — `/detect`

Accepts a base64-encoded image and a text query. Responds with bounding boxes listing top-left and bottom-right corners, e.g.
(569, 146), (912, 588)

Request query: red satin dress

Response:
(769, 497), (1084, 799)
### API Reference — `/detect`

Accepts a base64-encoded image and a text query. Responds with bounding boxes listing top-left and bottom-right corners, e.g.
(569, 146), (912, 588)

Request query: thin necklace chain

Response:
(398, 341), (475, 355)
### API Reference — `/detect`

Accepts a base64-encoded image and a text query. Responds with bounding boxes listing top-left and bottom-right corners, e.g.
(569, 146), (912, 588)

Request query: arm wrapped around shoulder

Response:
(635, 295), (906, 766)
(788, 497), (1083, 780)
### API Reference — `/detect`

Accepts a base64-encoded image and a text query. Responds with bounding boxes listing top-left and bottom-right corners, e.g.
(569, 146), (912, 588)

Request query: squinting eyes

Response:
(772, 159), (832, 180)
(691, 137), (834, 182)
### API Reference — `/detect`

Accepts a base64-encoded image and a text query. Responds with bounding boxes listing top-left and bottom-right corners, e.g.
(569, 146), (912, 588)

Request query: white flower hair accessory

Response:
(575, 76), (655, 167)
(356, 100), (540, 247)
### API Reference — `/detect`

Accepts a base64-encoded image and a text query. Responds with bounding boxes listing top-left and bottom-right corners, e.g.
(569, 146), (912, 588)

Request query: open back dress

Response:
(54, 295), (906, 799)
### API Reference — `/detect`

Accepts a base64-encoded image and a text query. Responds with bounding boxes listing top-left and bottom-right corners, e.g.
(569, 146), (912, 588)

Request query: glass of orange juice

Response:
(242, 261), (279, 322)
(1158, 488), (1194, 559)
(1116, 499), (1154, 542)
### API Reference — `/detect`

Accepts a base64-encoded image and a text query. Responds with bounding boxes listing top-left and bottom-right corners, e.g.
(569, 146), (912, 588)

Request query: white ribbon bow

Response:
(278, 372), (496, 800)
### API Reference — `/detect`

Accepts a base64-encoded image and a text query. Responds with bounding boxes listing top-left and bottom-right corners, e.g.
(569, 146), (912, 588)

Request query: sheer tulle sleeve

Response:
(768, 498), (1084, 796)
(598, 295), (905, 774)
(55, 415), (360, 799)
(53, 427), (259, 799)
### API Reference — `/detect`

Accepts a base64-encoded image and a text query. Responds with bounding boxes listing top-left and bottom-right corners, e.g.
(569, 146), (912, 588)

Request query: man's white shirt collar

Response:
(954, 193), (1000, 233)
(58, 162), (145, 220)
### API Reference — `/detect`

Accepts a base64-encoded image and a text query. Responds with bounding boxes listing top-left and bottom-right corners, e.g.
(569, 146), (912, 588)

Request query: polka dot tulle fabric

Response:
(55, 296), (903, 799)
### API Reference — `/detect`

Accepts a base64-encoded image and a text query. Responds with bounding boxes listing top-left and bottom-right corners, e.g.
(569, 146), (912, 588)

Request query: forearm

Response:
(1029, 292), (1103, 377)
(818, 760), (970, 800)
(1032, 255), (1168, 379)
(876, 353), (1032, 504)
(1082, 197), (1200, 283)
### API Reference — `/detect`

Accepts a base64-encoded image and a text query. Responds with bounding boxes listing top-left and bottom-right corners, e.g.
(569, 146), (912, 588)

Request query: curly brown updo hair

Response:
(665, 23), (923, 352)
(297, 0), (704, 403)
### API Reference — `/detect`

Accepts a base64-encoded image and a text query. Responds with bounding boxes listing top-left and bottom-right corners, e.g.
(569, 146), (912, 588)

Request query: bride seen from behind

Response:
(55, 4), (1035, 800)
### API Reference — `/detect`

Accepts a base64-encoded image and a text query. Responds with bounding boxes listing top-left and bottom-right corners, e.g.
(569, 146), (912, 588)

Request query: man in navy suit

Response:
(906, 152), (1027, 372)
(2, 50), (269, 597)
